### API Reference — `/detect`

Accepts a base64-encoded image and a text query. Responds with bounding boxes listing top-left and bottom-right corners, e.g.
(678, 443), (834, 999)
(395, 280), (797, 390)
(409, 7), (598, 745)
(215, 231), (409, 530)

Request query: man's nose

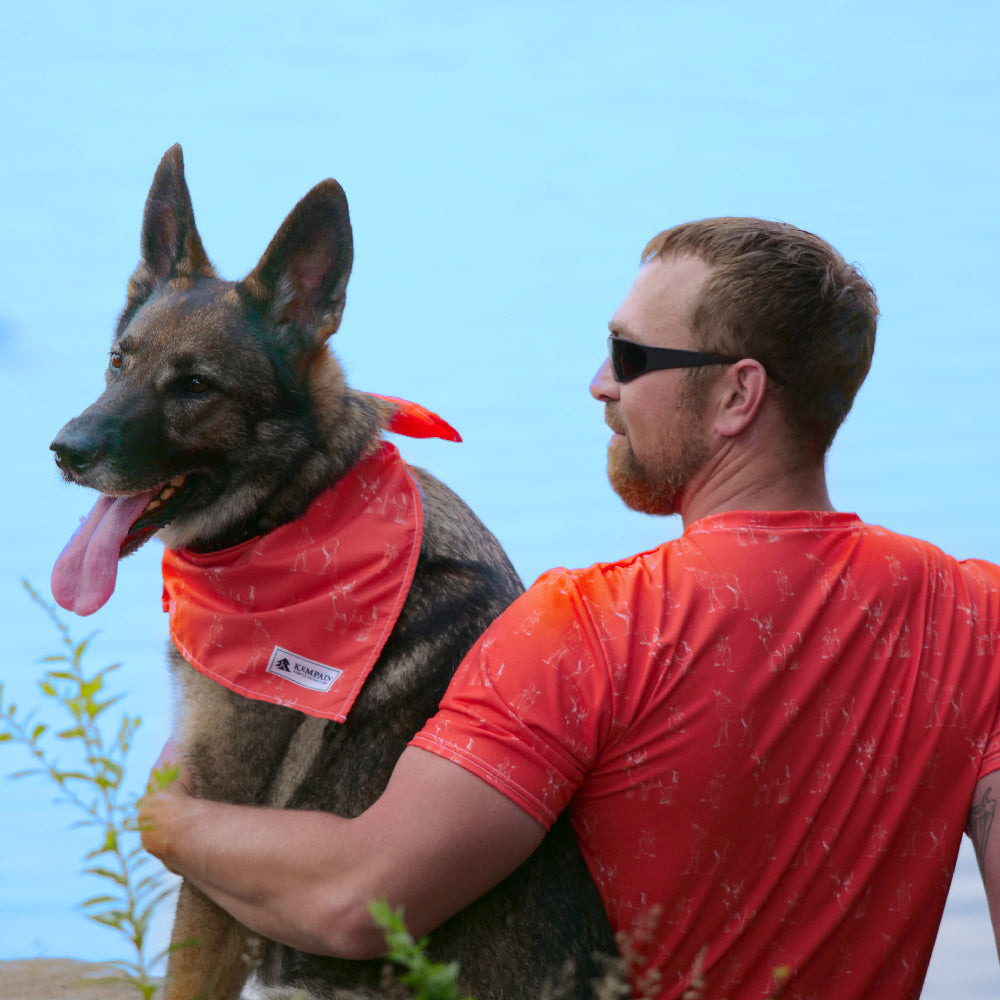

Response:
(589, 357), (619, 403)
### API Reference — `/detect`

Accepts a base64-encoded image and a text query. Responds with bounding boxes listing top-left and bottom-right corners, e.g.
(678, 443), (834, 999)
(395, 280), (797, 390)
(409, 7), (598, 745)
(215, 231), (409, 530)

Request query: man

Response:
(141, 218), (1000, 998)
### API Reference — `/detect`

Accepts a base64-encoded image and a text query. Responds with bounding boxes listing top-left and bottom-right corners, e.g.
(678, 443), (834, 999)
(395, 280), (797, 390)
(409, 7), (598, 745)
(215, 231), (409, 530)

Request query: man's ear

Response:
(712, 360), (769, 438)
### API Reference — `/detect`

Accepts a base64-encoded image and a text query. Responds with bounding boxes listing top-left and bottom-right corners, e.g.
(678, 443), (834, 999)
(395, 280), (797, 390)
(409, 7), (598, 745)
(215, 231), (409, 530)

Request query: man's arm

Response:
(139, 745), (545, 960)
(967, 771), (1000, 957)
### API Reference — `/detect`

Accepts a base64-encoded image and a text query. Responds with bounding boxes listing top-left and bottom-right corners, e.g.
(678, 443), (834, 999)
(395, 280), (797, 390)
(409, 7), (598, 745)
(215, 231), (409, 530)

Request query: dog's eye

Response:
(171, 372), (213, 397)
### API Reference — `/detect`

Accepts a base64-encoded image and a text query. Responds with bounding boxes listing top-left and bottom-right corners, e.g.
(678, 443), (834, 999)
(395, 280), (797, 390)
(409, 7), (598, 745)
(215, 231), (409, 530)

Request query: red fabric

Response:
(162, 442), (422, 721)
(412, 510), (1000, 999)
(372, 394), (462, 442)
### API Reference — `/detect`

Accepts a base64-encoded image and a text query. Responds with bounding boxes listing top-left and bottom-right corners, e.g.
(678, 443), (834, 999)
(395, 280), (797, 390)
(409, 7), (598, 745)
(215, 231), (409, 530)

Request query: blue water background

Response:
(1, 2), (998, 994)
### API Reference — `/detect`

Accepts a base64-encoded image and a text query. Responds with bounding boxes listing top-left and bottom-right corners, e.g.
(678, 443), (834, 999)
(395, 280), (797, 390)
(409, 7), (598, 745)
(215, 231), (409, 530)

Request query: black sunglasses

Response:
(607, 336), (785, 385)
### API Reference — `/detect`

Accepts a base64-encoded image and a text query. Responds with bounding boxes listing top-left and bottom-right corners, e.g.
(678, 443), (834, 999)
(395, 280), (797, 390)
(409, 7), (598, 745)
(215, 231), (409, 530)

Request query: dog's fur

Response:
(50, 146), (614, 1000)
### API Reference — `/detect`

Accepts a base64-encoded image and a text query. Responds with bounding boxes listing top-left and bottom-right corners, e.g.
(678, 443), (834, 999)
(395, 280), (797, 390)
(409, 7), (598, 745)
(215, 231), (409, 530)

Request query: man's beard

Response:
(607, 431), (707, 515)
(605, 379), (710, 516)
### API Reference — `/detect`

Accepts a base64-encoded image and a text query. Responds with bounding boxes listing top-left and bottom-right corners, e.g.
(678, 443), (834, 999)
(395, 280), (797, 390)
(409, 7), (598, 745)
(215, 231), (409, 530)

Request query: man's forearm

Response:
(140, 747), (546, 961)
(143, 791), (387, 958)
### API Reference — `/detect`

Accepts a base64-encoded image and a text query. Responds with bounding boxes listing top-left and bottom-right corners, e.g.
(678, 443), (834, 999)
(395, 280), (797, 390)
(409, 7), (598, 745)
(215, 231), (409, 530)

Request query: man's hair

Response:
(643, 218), (878, 457)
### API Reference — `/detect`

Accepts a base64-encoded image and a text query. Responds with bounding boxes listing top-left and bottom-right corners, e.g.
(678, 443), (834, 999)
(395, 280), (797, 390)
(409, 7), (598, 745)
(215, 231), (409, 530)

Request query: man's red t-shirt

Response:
(411, 510), (1000, 999)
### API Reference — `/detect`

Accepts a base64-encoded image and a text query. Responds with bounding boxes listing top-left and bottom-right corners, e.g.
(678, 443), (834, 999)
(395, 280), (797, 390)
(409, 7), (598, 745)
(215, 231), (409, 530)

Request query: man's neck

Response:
(679, 441), (834, 530)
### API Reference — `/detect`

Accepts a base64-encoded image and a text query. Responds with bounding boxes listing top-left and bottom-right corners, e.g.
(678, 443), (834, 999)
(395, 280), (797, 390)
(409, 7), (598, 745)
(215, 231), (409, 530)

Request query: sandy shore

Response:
(0, 959), (148, 1000)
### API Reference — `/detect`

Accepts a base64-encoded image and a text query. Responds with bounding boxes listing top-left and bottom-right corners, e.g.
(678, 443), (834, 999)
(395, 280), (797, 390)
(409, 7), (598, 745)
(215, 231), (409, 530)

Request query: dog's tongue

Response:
(51, 493), (154, 616)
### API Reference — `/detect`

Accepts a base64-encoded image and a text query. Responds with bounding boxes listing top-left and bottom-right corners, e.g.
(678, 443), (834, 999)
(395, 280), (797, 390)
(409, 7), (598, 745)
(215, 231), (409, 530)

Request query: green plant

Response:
(0, 581), (172, 998)
(369, 900), (474, 1000)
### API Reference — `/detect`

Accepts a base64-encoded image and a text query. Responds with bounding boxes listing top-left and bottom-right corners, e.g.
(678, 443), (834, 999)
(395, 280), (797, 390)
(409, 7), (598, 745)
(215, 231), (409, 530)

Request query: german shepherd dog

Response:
(49, 146), (614, 1000)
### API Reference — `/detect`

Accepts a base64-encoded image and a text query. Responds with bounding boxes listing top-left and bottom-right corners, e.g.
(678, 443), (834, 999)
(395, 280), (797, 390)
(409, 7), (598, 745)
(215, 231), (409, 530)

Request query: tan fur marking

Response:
(266, 716), (330, 809)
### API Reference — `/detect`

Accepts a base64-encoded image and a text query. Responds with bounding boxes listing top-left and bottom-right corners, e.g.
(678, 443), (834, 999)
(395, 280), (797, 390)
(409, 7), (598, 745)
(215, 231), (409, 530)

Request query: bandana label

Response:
(162, 440), (425, 721)
(266, 646), (343, 692)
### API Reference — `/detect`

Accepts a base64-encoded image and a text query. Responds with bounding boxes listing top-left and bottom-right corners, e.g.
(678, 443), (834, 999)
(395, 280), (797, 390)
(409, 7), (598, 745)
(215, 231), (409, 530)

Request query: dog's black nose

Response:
(51, 432), (103, 476)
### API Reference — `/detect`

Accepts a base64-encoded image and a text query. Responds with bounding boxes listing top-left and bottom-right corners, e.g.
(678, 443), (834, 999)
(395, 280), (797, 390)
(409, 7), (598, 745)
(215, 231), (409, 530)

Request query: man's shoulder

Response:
(531, 542), (672, 593)
(859, 521), (1000, 575)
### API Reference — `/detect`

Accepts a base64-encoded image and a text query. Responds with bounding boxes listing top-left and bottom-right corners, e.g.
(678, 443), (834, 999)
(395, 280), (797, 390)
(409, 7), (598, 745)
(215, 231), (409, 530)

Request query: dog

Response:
(49, 145), (615, 1000)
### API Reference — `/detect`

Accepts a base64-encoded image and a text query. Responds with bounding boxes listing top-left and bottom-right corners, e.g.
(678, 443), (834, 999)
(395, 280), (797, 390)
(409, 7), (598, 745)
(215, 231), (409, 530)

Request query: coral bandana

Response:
(162, 434), (429, 722)
(375, 394), (461, 442)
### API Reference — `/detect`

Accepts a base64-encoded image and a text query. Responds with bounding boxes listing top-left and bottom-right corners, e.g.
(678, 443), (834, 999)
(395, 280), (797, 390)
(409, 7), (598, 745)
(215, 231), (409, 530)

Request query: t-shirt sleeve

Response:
(978, 722), (1000, 780)
(410, 568), (615, 829)
(977, 671), (1000, 780)
(967, 559), (1000, 781)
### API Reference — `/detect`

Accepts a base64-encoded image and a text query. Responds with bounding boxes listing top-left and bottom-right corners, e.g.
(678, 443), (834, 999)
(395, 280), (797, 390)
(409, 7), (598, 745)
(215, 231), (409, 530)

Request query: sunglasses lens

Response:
(611, 339), (646, 381)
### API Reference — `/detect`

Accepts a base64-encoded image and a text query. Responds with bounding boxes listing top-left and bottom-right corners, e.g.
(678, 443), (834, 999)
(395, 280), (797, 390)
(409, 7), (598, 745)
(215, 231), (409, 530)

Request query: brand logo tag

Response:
(266, 646), (342, 692)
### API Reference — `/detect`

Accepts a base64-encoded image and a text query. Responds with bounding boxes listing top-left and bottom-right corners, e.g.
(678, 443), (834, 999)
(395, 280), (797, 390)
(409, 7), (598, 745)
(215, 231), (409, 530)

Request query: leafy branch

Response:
(369, 901), (474, 1000)
(0, 581), (171, 997)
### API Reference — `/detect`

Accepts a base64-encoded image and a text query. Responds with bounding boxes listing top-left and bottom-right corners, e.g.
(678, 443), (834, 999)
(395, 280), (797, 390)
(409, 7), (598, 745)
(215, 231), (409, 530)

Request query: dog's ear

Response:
(124, 145), (218, 313)
(240, 180), (354, 350)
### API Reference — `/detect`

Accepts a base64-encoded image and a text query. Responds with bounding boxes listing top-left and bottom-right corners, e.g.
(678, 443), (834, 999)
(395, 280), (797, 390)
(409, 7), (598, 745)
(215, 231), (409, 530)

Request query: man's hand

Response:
(138, 739), (193, 872)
